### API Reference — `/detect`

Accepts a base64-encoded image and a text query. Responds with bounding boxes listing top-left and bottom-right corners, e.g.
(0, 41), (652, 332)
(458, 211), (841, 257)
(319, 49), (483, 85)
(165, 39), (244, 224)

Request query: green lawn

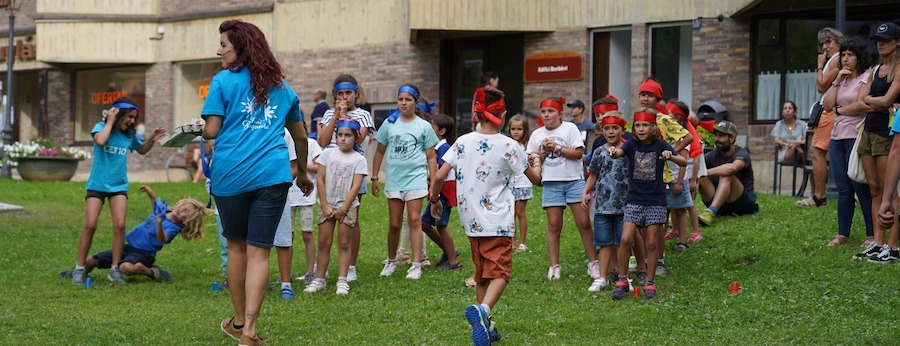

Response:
(0, 179), (898, 345)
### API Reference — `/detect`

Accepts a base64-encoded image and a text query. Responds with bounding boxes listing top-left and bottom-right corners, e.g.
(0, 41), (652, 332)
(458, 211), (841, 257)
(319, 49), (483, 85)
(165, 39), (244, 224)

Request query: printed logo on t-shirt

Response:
(477, 139), (493, 155)
(634, 151), (657, 181)
(388, 133), (419, 160)
(475, 162), (492, 182)
(240, 97), (278, 130)
(103, 145), (128, 156)
(544, 136), (568, 167)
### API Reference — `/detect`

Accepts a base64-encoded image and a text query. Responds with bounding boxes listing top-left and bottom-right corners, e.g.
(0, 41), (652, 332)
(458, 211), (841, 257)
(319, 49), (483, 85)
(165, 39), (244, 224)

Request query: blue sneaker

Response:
(107, 267), (126, 283)
(280, 284), (294, 299)
(465, 304), (491, 346)
(488, 323), (501, 342)
(61, 268), (86, 285)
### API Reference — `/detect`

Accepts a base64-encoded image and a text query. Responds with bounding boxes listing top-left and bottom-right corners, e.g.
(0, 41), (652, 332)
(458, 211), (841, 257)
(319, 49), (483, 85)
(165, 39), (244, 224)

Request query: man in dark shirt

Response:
(309, 89), (329, 140)
(698, 121), (759, 225)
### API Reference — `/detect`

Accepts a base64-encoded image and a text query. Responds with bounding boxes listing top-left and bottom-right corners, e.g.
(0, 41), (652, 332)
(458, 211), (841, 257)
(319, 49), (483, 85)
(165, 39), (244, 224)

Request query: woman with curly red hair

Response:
(201, 20), (314, 345)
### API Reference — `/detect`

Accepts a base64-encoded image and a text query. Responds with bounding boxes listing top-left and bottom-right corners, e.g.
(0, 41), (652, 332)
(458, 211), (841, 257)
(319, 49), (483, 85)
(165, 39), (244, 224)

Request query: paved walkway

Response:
(0, 202), (24, 212)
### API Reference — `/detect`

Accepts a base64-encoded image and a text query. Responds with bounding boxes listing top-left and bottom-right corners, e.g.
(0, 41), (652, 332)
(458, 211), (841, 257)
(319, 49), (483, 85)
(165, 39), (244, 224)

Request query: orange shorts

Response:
(811, 110), (835, 151)
(469, 236), (513, 282)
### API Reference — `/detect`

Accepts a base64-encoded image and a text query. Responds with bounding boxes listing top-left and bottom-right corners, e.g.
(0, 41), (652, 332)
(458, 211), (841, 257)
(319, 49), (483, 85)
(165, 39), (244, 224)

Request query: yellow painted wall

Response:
(0, 35), (52, 71)
(158, 13), (273, 61)
(275, 0), (409, 50)
(37, 0), (159, 15)
(36, 22), (158, 63)
(409, 0), (557, 32)
(557, 0), (755, 28)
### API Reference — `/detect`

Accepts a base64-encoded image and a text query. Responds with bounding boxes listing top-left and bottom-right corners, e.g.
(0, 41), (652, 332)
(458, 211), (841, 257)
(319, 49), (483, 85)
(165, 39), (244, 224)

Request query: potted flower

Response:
(2, 137), (91, 181)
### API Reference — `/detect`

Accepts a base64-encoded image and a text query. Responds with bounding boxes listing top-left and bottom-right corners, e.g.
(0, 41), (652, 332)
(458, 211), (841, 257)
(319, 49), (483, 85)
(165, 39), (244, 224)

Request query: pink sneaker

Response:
(688, 230), (703, 242)
(664, 229), (680, 240)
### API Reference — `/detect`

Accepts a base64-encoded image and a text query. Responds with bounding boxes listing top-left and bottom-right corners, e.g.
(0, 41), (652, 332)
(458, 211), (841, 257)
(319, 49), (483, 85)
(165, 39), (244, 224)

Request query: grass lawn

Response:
(1, 179), (898, 345)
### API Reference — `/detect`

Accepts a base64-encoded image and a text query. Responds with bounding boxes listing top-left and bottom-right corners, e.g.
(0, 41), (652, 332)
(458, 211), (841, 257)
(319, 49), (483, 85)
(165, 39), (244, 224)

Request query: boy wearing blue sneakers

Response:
(429, 87), (541, 345)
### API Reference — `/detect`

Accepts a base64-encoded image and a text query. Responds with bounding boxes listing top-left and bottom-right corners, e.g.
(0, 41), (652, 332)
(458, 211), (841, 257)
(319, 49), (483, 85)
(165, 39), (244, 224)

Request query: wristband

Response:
(429, 194), (440, 204)
(371, 177), (379, 181)
(554, 144), (563, 157)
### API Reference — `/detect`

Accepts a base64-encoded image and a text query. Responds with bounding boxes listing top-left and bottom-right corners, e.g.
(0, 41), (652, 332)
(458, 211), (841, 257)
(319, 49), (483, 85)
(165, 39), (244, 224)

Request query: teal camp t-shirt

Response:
(86, 122), (142, 193)
(201, 67), (303, 196)
(375, 116), (439, 192)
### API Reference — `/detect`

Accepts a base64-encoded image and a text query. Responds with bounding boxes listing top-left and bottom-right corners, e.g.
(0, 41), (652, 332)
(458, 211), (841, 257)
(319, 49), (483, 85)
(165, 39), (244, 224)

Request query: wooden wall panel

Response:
(37, 0), (159, 15)
(275, 0), (409, 51)
(409, 0), (556, 32)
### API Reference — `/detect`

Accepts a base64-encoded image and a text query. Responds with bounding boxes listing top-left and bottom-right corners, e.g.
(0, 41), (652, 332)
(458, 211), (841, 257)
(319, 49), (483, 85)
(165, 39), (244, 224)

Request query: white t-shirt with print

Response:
(512, 142), (533, 189)
(443, 132), (527, 238)
(526, 122), (585, 182)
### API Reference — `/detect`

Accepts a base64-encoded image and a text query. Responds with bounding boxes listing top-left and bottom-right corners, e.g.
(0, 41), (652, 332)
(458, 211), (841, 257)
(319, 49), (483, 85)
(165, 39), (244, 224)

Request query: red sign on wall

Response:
(525, 51), (583, 83)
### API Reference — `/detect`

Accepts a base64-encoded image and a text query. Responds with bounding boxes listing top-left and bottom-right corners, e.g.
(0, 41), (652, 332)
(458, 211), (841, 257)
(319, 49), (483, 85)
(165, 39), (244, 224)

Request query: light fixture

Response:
(692, 14), (725, 30)
(150, 25), (164, 40)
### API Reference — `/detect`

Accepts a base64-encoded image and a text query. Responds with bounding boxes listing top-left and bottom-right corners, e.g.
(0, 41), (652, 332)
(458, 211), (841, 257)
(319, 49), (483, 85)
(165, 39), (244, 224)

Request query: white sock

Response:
(480, 304), (491, 316)
(75, 264), (85, 270)
(338, 276), (347, 282)
(281, 282), (291, 289)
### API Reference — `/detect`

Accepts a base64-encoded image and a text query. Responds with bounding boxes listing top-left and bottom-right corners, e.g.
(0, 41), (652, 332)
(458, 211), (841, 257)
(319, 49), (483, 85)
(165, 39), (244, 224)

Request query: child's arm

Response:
(139, 185), (157, 210)
(316, 160), (334, 219)
(425, 147), (438, 182)
(690, 152), (701, 193)
(137, 127), (167, 155)
(428, 164), (453, 218)
(93, 109), (119, 146)
(661, 150), (687, 167)
(607, 146), (624, 159)
(581, 171), (599, 211)
(336, 173), (365, 220)
(371, 143), (387, 197)
(673, 148), (689, 194)
(155, 214), (169, 243)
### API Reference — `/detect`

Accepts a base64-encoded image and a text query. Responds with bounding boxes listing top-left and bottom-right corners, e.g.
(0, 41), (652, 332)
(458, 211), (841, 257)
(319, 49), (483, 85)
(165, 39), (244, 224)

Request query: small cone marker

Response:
(730, 281), (740, 295)
(631, 286), (641, 297)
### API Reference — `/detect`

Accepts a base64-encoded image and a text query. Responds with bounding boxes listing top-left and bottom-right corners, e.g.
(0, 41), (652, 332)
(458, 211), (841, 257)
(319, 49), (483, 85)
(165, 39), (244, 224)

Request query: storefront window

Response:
(650, 24), (693, 106)
(74, 66), (147, 142)
(175, 60), (220, 127)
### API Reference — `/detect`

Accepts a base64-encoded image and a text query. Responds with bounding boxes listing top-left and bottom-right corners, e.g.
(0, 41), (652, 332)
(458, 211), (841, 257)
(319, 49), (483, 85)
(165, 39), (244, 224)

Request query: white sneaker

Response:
(347, 265), (358, 282)
(587, 260), (600, 279)
(406, 263), (423, 280)
(380, 262), (398, 277)
(588, 277), (608, 292)
(303, 278), (326, 293)
(547, 265), (561, 280)
(421, 254), (431, 266)
(335, 281), (350, 295)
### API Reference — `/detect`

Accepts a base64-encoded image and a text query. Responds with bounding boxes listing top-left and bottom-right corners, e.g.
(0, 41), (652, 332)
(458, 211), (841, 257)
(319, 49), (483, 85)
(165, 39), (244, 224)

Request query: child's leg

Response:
(217, 213), (227, 275)
(676, 208), (689, 245)
(688, 204), (700, 238)
(276, 244), (292, 283)
(477, 279), (508, 309)
(633, 228), (647, 272)
(569, 203), (598, 263)
(350, 196), (362, 267)
(298, 206), (316, 274)
(108, 195), (128, 267)
(316, 220), (336, 279)
(406, 198), (425, 263)
(515, 200), (528, 246)
(398, 206), (410, 256)
(421, 220), (447, 254)
(76, 197), (104, 267)
(119, 261), (152, 277)
(337, 223), (353, 278)
(617, 223), (638, 276)
(438, 225), (459, 265)
(545, 206), (565, 266)
(645, 224), (662, 282)
(386, 199), (405, 260)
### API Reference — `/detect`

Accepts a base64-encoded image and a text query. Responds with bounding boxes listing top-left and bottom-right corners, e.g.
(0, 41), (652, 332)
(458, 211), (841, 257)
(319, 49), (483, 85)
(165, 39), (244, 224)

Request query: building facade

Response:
(1, 0), (897, 190)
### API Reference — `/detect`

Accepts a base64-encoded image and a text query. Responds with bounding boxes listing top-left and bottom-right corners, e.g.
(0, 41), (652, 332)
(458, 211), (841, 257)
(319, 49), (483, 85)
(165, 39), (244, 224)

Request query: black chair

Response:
(772, 133), (812, 197)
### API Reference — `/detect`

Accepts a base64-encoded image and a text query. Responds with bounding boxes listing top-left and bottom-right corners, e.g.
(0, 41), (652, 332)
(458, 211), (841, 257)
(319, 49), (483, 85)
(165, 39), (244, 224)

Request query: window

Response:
(175, 60), (220, 127)
(74, 66), (146, 142)
(650, 24), (693, 106)
(371, 103), (395, 130)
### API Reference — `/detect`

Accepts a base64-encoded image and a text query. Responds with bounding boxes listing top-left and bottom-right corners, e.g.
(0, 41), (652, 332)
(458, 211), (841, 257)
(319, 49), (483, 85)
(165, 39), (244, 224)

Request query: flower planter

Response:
(16, 157), (80, 181)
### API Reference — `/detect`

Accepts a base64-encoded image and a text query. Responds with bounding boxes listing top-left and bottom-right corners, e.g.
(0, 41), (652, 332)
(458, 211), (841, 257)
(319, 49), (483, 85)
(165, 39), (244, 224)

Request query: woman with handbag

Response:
(799, 28), (844, 208)
(859, 22), (900, 263)
(821, 37), (874, 249)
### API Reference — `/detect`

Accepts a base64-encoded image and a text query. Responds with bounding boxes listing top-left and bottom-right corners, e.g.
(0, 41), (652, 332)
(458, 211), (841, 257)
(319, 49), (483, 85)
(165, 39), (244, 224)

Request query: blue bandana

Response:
(334, 82), (358, 93)
(397, 85), (419, 100)
(336, 118), (362, 131)
(386, 109), (401, 124)
(112, 102), (139, 111)
(416, 101), (435, 113)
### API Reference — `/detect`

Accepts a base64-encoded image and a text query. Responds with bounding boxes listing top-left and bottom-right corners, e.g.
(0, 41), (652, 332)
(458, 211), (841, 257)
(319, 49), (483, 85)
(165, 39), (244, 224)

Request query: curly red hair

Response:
(218, 20), (284, 105)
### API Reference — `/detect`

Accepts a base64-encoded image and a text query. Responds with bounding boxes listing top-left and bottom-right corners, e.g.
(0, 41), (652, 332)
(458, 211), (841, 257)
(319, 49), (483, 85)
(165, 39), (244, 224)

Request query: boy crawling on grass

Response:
(60, 185), (207, 283)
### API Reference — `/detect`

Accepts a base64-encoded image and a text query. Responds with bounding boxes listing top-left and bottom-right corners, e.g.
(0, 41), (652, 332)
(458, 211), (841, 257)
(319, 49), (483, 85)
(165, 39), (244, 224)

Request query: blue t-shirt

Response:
(201, 67), (303, 196)
(620, 139), (675, 206)
(86, 122), (142, 193)
(375, 116), (439, 192)
(125, 213), (182, 255)
(588, 145), (629, 215)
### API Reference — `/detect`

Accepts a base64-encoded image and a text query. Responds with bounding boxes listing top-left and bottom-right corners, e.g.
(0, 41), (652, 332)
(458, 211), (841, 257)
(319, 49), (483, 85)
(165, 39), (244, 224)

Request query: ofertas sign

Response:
(525, 51), (582, 83)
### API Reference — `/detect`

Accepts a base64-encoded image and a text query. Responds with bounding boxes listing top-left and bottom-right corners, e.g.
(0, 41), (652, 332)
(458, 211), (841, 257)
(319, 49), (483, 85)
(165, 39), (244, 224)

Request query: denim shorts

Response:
(541, 180), (585, 207)
(666, 180), (694, 209)
(92, 244), (155, 268)
(273, 200), (293, 247)
(214, 183), (291, 249)
(593, 214), (624, 247)
(422, 195), (452, 227)
(623, 203), (667, 227)
(512, 187), (534, 201)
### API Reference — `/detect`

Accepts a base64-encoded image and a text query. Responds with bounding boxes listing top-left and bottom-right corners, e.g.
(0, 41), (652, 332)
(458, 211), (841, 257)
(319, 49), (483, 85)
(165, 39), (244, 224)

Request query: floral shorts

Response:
(512, 187), (533, 201)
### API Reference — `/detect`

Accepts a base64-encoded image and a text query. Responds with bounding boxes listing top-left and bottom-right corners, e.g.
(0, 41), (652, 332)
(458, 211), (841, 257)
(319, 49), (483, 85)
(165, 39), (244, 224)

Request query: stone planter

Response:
(15, 157), (80, 181)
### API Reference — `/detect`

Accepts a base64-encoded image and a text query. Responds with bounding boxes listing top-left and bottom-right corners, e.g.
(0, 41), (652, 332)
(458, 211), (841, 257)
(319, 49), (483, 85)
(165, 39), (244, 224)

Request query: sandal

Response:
(796, 195), (827, 207)
(675, 243), (688, 252)
(827, 235), (848, 247)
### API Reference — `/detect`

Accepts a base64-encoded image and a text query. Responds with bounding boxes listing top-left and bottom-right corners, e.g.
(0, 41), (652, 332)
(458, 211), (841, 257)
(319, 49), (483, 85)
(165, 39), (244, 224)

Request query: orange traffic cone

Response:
(730, 281), (740, 295)
(631, 286), (641, 297)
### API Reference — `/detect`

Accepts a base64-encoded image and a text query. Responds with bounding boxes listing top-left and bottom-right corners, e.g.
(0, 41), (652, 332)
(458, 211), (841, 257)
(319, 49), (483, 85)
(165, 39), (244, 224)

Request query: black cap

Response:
(871, 22), (900, 40)
(566, 100), (585, 109)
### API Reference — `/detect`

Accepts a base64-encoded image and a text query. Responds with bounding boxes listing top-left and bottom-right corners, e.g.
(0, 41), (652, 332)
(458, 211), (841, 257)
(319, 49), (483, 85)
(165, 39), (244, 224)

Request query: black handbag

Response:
(807, 101), (823, 128)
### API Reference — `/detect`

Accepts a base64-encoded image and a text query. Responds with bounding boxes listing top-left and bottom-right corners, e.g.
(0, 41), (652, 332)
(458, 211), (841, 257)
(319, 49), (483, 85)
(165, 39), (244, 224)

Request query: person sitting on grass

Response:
(698, 121), (759, 225)
(60, 185), (207, 283)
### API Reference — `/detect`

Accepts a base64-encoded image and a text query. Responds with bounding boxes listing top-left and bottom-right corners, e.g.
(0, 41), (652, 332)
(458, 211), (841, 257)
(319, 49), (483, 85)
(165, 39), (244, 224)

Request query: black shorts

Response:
(85, 189), (128, 201)
(711, 190), (759, 216)
(92, 245), (155, 268)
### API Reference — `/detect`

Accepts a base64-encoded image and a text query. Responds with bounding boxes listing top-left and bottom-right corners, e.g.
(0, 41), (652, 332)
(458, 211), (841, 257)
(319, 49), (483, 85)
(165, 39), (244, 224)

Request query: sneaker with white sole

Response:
(335, 281), (350, 295)
(347, 265), (358, 282)
(655, 261), (667, 276)
(303, 278), (326, 293)
(107, 267), (126, 283)
(380, 261), (398, 276)
(465, 304), (491, 346)
(587, 260), (600, 279)
(588, 277), (609, 292)
(281, 284), (294, 299)
(420, 254), (431, 266)
(869, 245), (900, 264)
(295, 272), (315, 284)
(150, 265), (173, 282)
(406, 263), (423, 280)
(547, 265), (561, 280)
(853, 242), (881, 260)
(69, 268), (86, 285)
